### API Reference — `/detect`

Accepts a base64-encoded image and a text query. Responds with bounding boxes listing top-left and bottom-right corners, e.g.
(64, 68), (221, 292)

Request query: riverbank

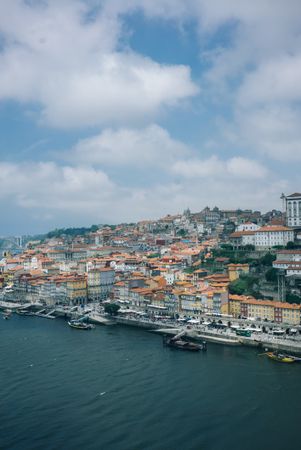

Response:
(2, 300), (301, 355)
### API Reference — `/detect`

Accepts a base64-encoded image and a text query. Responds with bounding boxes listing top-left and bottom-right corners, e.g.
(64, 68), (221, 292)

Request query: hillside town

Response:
(1, 193), (301, 329)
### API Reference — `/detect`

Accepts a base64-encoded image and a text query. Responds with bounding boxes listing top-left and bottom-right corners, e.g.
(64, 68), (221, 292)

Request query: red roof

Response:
(258, 226), (292, 232)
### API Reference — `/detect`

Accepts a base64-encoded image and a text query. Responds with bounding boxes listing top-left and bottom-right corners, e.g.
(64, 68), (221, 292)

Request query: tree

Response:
(265, 268), (278, 283)
(229, 278), (249, 295)
(104, 303), (120, 316)
(286, 241), (301, 249)
(229, 274), (261, 297)
(286, 293), (301, 304)
(260, 252), (276, 266)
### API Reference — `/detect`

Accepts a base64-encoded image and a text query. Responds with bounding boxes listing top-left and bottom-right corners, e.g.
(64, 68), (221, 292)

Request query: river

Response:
(1, 315), (300, 450)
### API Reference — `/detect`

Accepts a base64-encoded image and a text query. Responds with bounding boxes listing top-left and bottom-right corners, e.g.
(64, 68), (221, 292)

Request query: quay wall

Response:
(239, 337), (301, 355)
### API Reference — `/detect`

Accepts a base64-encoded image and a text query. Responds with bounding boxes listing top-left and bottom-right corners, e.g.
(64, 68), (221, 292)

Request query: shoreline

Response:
(2, 300), (301, 355)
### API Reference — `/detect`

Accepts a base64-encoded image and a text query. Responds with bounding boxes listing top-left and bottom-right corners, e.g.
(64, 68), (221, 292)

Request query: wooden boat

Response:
(163, 335), (207, 352)
(68, 320), (95, 330)
(266, 352), (295, 363)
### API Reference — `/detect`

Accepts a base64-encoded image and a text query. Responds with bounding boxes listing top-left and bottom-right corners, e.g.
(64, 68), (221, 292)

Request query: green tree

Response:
(104, 303), (120, 316)
(260, 252), (276, 266)
(286, 241), (301, 249)
(265, 268), (278, 283)
(286, 293), (301, 304)
(229, 274), (261, 296)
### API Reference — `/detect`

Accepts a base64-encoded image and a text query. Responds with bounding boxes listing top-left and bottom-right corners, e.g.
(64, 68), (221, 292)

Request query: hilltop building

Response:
(285, 193), (301, 227)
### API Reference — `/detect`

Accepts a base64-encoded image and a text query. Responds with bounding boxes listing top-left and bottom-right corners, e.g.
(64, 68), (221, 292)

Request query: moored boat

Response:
(163, 333), (206, 352)
(68, 320), (95, 330)
(266, 352), (295, 363)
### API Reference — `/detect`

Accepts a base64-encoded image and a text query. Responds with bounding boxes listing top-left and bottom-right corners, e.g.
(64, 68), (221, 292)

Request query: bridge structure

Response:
(0, 236), (24, 256)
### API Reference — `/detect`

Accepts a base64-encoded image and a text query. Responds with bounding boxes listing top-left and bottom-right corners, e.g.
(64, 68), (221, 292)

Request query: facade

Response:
(231, 225), (294, 248)
(236, 222), (259, 232)
(66, 275), (87, 305)
(286, 193), (301, 227)
(229, 231), (255, 247)
(228, 264), (249, 282)
(229, 295), (301, 325)
(254, 226), (294, 248)
(273, 250), (301, 277)
(87, 268), (115, 301)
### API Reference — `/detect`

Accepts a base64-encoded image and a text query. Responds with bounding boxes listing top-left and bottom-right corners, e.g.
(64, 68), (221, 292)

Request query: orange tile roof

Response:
(258, 226), (292, 232)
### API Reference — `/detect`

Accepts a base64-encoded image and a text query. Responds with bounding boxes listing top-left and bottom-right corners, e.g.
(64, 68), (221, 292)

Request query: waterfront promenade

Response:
(2, 299), (301, 356)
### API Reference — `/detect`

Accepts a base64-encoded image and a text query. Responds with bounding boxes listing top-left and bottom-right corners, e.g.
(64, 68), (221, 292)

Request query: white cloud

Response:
(171, 155), (268, 179)
(0, 158), (286, 227)
(0, 1), (198, 128)
(0, 161), (114, 211)
(72, 124), (190, 168)
(1, 0), (300, 233)
(238, 54), (301, 107)
(233, 106), (301, 161)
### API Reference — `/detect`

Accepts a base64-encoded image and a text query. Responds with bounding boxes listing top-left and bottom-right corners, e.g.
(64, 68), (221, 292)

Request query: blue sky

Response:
(0, 0), (301, 235)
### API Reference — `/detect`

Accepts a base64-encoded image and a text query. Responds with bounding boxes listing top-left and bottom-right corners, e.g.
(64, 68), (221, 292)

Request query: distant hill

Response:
(46, 225), (99, 239)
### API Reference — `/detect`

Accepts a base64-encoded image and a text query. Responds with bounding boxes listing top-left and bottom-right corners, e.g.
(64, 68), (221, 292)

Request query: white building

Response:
(273, 250), (301, 277)
(229, 231), (255, 247)
(255, 226), (294, 248)
(236, 222), (260, 232)
(286, 193), (301, 227)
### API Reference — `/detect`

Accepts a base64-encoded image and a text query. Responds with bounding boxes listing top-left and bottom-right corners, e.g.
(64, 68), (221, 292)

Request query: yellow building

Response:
(66, 275), (87, 305)
(228, 264), (250, 282)
(228, 295), (301, 325)
(179, 293), (203, 316)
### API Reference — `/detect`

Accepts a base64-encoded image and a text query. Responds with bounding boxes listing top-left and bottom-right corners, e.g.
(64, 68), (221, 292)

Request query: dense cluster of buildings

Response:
(1, 193), (301, 324)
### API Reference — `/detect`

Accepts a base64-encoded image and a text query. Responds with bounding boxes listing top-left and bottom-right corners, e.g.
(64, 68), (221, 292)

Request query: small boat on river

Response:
(266, 352), (295, 363)
(68, 320), (95, 330)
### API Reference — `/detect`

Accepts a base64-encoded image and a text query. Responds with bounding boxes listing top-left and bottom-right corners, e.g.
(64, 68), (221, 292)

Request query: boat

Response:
(163, 330), (206, 352)
(266, 352), (295, 363)
(164, 337), (205, 351)
(68, 320), (95, 330)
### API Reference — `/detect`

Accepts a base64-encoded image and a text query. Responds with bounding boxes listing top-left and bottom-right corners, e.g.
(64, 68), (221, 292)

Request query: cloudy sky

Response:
(0, 0), (300, 235)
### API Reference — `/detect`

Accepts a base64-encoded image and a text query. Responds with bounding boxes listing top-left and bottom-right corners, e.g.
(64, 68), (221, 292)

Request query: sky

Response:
(0, 0), (301, 235)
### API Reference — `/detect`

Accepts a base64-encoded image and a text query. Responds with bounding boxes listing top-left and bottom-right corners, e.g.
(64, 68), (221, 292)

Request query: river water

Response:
(1, 315), (300, 450)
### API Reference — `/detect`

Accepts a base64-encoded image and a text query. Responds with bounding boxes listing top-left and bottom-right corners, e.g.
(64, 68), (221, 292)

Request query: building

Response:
(228, 264), (249, 282)
(87, 268), (115, 301)
(228, 295), (301, 325)
(273, 250), (301, 277)
(229, 231), (255, 247)
(236, 222), (259, 232)
(285, 193), (301, 227)
(254, 226), (294, 248)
